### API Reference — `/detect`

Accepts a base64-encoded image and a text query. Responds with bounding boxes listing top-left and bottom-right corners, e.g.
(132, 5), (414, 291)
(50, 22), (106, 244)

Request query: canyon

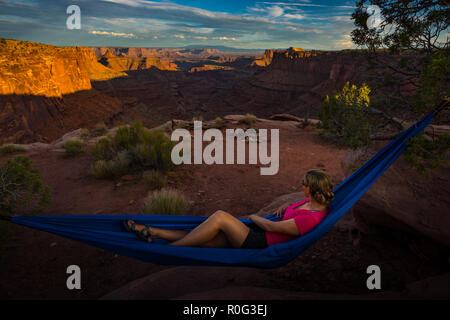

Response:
(0, 40), (367, 144)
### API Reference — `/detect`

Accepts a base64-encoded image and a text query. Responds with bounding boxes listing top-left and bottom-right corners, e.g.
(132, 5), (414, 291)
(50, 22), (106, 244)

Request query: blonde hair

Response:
(304, 169), (335, 206)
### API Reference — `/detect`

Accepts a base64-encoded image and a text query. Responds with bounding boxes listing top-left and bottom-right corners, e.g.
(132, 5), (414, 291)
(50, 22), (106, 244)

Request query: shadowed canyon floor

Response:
(0, 119), (449, 299)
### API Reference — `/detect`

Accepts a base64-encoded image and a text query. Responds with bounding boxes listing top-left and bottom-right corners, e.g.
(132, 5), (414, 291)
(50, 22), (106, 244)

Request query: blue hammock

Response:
(5, 112), (437, 268)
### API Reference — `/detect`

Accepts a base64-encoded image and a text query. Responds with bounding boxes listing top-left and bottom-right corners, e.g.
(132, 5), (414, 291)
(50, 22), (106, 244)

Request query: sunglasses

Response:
(301, 179), (308, 187)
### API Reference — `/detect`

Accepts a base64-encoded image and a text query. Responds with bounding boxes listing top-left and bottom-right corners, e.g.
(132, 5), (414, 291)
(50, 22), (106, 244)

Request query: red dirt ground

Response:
(0, 120), (448, 299)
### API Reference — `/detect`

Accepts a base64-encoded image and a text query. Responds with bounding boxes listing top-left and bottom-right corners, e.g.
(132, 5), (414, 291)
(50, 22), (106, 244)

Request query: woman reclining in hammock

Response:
(124, 169), (335, 249)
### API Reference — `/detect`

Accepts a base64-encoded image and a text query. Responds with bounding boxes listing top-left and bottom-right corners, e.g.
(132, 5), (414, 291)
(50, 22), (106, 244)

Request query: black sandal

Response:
(124, 220), (153, 242)
(123, 220), (138, 234)
(138, 226), (153, 242)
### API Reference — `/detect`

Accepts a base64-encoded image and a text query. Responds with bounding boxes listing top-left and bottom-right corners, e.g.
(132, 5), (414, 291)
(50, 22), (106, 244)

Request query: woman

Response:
(124, 169), (334, 249)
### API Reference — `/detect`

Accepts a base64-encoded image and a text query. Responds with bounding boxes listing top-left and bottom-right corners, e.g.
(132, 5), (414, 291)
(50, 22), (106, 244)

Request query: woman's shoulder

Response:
(289, 199), (310, 210)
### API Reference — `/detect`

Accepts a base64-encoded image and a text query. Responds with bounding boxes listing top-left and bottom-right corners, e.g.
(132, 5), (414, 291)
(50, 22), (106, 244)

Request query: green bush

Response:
(318, 82), (373, 149)
(88, 121), (175, 179)
(91, 123), (108, 137)
(0, 145), (26, 156)
(412, 51), (450, 114)
(214, 117), (224, 128)
(143, 188), (189, 215)
(143, 170), (167, 189)
(90, 160), (111, 179)
(404, 134), (450, 174)
(90, 137), (114, 161)
(62, 140), (84, 158)
(0, 156), (51, 215)
(238, 114), (258, 127)
(80, 129), (90, 140)
(90, 151), (132, 179)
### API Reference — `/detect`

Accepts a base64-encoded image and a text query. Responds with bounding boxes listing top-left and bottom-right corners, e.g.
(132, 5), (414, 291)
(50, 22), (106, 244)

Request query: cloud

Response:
(257, 2), (355, 9)
(268, 6), (284, 17)
(0, 0), (358, 50)
(333, 34), (355, 49)
(213, 36), (237, 41)
(284, 14), (305, 20)
(88, 30), (135, 38)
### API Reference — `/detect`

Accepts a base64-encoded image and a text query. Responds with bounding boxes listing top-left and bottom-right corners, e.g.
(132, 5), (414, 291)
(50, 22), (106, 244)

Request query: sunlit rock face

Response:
(0, 39), (124, 144)
(0, 39), (125, 97)
(98, 49), (179, 72)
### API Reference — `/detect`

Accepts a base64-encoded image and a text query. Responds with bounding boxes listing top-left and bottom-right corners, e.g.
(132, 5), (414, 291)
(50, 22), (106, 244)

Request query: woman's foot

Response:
(124, 220), (154, 243)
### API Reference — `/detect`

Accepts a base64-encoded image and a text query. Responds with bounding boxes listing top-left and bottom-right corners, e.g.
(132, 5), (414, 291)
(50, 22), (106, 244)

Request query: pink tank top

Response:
(265, 199), (329, 246)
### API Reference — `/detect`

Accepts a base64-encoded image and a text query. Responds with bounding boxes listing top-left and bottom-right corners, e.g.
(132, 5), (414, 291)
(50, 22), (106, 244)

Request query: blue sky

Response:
(0, 0), (358, 49)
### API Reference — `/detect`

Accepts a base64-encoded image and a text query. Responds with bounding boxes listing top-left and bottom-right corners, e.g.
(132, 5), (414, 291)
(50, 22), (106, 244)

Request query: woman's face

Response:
(301, 177), (310, 197)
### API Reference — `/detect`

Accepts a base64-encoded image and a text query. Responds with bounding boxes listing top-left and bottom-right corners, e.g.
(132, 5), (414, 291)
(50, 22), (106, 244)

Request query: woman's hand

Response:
(275, 204), (289, 218)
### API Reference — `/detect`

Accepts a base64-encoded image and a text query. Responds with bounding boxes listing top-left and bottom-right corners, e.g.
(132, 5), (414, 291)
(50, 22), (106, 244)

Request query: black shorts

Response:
(240, 224), (268, 249)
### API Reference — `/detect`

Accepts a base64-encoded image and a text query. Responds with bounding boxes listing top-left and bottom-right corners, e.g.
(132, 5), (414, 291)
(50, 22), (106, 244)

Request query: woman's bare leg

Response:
(170, 210), (250, 248)
(151, 228), (189, 242)
(125, 220), (233, 248)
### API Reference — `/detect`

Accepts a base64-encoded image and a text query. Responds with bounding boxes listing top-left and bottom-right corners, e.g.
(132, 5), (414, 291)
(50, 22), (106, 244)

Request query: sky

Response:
(0, 0), (358, 50)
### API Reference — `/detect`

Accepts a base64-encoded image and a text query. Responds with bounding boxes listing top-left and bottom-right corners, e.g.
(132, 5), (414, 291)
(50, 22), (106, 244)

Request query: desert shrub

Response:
(143, 170), (167, 189)
(214, 117), (224, 128)
(143, 188), (189, 215)
(318, 82), (373, 149)
(238, 114), (258, 127)
(404, 134), (450, 174)
(79, 128), (90, 140)
(192, 115), (204, 122)
(89, 137), (114, 161)
(91, 123), (108, 137)
(0, 156), (51, 215)
(106, 150), (132, 178)
(164, 125), (172, 134)
(62, 140), (84, 158)
(90, 160), (111, 179)
(0, 145), (26, 156)
(89, 121), (175, 179)
(90, 151), (132, 179)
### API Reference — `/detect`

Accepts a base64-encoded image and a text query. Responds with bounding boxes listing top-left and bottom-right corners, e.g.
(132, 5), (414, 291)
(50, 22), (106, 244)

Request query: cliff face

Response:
(0, 40), (124, 98)
(0, 40), (124, 144)
(98, 50), (179, 72)
(252, 47), (315, 67)
(254, 48), (367, 92)
(90, 47), (222, 59)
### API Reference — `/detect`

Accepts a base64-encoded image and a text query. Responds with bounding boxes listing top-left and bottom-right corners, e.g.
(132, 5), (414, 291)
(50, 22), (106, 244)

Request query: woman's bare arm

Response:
(249, 215), (300, 236)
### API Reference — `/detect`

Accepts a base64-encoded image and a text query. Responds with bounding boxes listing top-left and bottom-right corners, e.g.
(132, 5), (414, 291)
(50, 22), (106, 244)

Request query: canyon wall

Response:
(90, 47), (222, 59)
(0, 39), (124, 98)
(98, 50), (179, 72)
(0, 39), (124, 143)
(254, 48), (366, 91)
(223, 48), (368, 118)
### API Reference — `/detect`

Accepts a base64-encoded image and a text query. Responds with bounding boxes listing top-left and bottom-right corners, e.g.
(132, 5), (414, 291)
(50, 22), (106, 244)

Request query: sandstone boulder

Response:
(341, 144), (450, 247)
(255, 192), (305, 216)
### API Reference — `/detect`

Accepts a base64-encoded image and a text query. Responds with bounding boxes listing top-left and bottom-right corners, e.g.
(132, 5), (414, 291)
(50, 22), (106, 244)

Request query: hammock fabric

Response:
(6, 112), (437, 268)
